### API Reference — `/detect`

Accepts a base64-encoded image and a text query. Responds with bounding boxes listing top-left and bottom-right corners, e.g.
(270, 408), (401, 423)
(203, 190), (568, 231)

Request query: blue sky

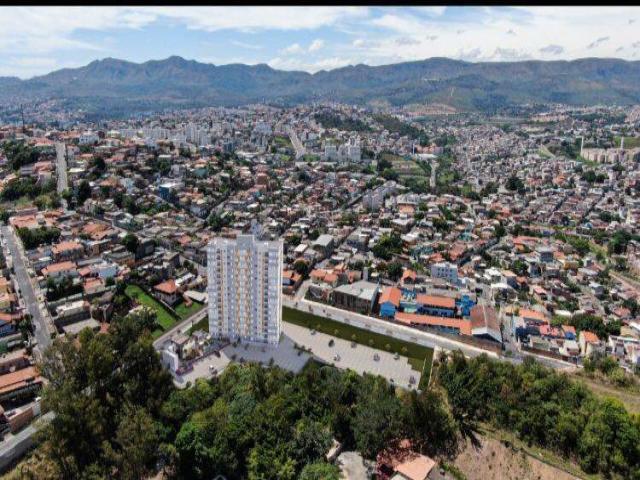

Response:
(0, 6), (638, 78)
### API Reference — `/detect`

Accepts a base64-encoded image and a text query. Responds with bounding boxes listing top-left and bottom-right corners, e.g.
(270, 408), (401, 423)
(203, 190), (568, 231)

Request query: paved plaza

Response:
(173, 322), (421, 390)
(285, 322), (421, 389)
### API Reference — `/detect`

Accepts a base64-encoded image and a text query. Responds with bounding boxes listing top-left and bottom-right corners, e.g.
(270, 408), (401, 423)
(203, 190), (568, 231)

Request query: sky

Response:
(1, 6), (639, 78)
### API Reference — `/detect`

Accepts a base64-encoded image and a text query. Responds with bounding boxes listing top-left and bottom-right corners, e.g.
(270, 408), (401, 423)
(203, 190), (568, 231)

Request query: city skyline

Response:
(1, 6), (640, 78)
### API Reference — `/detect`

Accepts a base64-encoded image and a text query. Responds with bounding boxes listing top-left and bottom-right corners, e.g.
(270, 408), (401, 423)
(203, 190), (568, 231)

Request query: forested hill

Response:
(2, 56), (640, 117)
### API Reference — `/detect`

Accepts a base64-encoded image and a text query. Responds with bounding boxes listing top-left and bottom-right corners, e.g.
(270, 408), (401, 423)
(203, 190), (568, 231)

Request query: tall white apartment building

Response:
(207, 235), (283, 345)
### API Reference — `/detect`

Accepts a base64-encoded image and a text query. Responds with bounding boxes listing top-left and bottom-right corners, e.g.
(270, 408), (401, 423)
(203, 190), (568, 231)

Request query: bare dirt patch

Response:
(453, 435), (585, 480)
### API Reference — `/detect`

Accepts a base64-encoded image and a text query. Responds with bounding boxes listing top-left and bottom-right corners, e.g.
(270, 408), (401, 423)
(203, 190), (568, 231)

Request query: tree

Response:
(76, 180), (92, 206)
(247, 445), (296, 480)
(381, 168), (399, 181)
(386, 261), (403, 281)
(372, 232), (403, 261)
(351, 385), (405, 458)
(299, 462), (341, 480)
(292, 418), (333, 466)
(123, 233), (140, 254)
(506, 175), (525, 193)
(376, 157), (392, 172)
(293, 259), (309, 277)
(37, 311), (173, 478)
(0, 209), (10, 225)
(105, 405), (160, 480)
(578, 398), (640, 476)
(3, 140), (40, 170)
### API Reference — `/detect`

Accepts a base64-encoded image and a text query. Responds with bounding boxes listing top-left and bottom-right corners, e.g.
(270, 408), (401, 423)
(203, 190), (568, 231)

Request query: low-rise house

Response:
(469, 304), (502, 343)
(378, 287), (402, 318)
(54, 300), (91, 328)
(430, 262), (458, 285)
(416, 294), (456, 317)
(396, 312), (472, 336)
(282, 270), (302, 295)
(579, 330), (604, 357)
(41, 261), (78, 283)
(154, 279), (179, 306)
(332, 280), (379, 314)
(0, 366), (43, 402)
(51, 241), (85, 262)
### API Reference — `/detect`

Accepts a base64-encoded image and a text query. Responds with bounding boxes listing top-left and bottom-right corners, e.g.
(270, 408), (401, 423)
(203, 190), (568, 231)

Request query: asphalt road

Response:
(1, 226), (52, 353)
(287, 127), (306, 159)
(55, 142), (68, 194)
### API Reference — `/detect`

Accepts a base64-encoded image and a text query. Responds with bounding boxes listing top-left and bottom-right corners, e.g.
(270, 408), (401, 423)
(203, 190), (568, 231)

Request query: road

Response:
(1, 226), (53, 354)
(430, 159), (437, 188)
(611, 271), (640, 292)
(287, 126), (306, 159)
(55, 142), (68, 194)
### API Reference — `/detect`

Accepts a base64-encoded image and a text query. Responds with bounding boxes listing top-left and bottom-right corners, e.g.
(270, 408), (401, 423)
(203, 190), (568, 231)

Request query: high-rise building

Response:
(207, 235), (283, 345)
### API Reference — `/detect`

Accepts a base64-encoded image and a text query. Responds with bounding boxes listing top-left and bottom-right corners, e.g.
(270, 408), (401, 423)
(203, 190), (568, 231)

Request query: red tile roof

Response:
(416, 294), (455, 309)
(396, 312), (472, 335)
(378, 287), (401, 307)
(154, 279), (177, 295)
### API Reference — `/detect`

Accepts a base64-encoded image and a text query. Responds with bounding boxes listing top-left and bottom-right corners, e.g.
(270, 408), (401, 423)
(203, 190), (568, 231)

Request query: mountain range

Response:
(2, 56), (640, 118)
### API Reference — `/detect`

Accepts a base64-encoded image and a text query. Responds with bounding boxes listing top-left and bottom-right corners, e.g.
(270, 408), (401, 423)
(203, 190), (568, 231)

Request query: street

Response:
(1, 226), (53, 353)
(287, 126), (306, 159)
(55, 142), (68, 194)
(55, 142), (68, 210)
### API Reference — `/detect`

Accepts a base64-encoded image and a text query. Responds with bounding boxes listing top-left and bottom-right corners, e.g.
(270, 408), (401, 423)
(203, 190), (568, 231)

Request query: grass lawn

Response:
(575, 375), (640, 415)
(282, 306), (433, 377)
(574, 155), (599, 168)
(125, 285), (177, 338)
(614, 136), (640, 149)
(188, 316), (209, 335)
(274, 135), (292, 148)
(175, 301), (205, 320)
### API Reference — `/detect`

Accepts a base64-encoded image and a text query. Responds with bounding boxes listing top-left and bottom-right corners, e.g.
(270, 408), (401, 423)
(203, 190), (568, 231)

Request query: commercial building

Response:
(207, 235), (283, 345)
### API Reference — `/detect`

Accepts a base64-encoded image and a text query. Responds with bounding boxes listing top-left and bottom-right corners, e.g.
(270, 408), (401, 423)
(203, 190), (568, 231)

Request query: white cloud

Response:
(268, 56), (352, 72)
(146, 6), (368, 32)
(539, 44), (564, 55)
(308, 39), (325, 52)
(282, 43), (304, 55)
(231, 40), (263, 50)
